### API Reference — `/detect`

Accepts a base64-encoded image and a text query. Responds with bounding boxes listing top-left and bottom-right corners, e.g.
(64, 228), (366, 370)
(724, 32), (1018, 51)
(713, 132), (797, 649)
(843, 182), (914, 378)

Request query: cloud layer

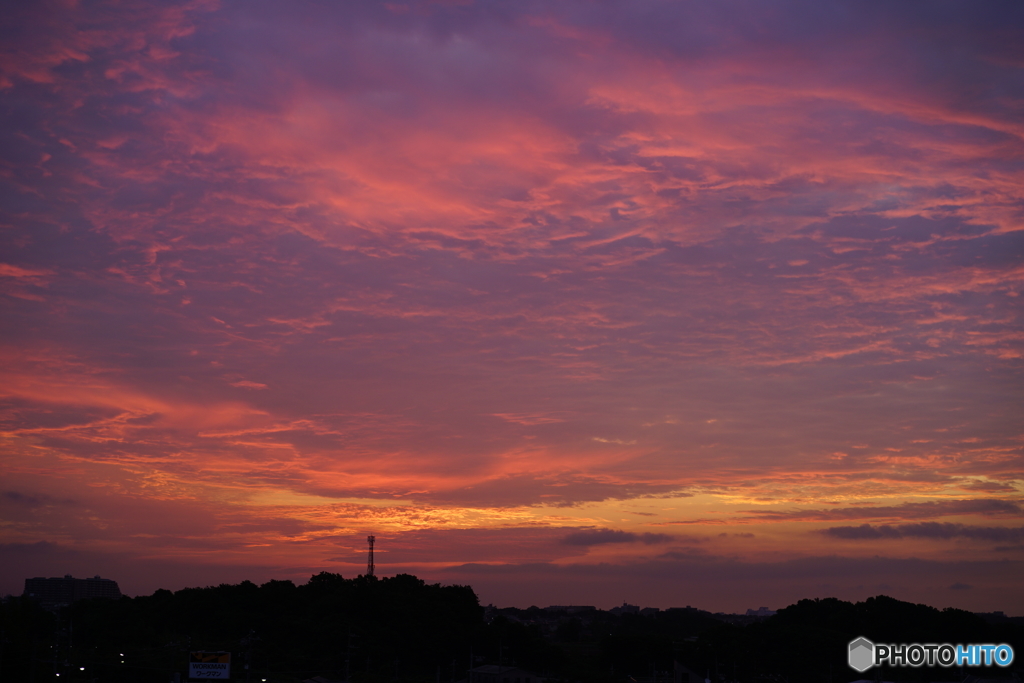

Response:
(1, 0), (1022, 611)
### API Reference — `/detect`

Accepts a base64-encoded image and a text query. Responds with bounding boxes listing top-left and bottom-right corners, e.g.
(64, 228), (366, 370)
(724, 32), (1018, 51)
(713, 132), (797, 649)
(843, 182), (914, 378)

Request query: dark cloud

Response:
(748, 500), (1023, 523)
(823, 524), (902, 540)
(0, 398), (121, 432)
(823, 523), (1024, 541)
(2, 491), (44, 507)
(1, 490), (80, 509)
(562, 529), (674, 546)
(335, 527), (596, 564)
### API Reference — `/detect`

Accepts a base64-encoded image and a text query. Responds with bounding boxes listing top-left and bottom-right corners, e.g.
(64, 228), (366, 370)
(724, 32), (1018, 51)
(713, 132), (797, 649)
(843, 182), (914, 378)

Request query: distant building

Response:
(640, 607), (660, 617)
(745, 606), (776, 617)
(543, 605), (596, 614)
(24, 574), (121, 608)
(609, 602), (640, 615)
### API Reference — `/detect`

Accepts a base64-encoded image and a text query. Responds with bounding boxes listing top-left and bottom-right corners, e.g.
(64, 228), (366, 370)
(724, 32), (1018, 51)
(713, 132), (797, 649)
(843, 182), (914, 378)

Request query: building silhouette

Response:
(24, 574), (121, 608)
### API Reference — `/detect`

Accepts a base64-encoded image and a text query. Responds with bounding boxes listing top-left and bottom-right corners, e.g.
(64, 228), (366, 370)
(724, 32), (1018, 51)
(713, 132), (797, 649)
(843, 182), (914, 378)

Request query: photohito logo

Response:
(848, 637), (1014, 672)
(848, 637), (874, 673)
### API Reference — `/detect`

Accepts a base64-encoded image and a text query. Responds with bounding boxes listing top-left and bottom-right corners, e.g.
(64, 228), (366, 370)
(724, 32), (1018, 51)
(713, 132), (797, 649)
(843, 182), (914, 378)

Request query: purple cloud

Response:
(562, 529), (675, 546)
(824, 523), (1024, 542)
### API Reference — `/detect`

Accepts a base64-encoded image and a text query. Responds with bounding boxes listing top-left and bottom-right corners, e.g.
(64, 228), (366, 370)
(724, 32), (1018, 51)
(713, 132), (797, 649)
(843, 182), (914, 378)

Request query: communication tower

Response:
(367, 535), (375, 577)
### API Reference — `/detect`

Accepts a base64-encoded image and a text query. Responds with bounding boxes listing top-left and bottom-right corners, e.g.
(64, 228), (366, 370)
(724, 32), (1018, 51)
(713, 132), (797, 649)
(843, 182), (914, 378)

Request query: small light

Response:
(80, 668), (85, 671)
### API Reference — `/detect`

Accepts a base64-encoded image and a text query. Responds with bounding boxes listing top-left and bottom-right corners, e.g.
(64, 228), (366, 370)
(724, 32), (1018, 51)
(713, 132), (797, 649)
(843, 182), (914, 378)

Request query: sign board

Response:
(189, 651), (231, 679)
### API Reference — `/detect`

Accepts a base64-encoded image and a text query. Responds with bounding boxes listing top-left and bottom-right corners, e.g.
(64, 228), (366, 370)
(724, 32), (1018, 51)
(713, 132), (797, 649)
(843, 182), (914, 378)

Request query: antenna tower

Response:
(367, 534), (375, 577)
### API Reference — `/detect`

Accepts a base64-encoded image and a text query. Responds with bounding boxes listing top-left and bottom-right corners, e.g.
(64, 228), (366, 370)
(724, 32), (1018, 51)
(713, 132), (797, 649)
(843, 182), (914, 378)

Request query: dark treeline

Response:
(490, 597), (1022, 683)
(614, 596), (1023, 683)
(1, 573), (481, 683)
(1, 575), (1021, 683)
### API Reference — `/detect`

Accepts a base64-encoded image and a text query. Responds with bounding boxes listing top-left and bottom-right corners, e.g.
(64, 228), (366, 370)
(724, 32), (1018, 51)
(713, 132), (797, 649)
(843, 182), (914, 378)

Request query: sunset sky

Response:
(2, 0), (1023, 613)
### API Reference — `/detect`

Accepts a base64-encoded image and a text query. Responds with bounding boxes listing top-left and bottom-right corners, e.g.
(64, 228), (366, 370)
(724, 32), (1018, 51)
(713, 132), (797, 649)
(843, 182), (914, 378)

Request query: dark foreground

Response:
(1, 573), (1021, 683)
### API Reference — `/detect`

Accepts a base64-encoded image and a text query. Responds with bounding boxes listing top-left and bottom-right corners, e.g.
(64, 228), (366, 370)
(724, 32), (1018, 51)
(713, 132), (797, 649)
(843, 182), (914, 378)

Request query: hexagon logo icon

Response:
(848, 637), (874, 672)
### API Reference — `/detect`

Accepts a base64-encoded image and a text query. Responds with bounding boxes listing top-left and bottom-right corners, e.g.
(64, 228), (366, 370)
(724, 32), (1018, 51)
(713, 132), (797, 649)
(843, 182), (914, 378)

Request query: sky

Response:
(1, 0), (1023, 614)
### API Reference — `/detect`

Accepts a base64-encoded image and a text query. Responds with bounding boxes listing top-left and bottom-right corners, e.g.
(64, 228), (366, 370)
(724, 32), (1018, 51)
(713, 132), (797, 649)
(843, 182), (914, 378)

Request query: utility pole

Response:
(367, 535), (375, 577)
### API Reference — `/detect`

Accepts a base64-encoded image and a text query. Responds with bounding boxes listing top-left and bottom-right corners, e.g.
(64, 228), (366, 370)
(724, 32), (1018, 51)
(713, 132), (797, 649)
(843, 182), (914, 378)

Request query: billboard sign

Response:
(189, 651), (231, 679)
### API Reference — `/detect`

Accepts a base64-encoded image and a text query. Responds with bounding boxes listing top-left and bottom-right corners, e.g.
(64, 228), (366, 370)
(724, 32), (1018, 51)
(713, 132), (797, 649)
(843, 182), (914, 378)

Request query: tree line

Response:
(0, 574), (1020, 683)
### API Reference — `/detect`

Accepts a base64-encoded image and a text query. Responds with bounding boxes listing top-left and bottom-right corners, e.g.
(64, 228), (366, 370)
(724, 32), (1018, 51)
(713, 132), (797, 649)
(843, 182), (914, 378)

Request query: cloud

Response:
(823, 523), (1024, 542)
(2, 491), (45, 507)
(562, 529), (674, 546)
(490, 413), (566, 425)
(230, 381), (268, 389)
(747, 500), (1023, 523)
(823, 524), (902, 540)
